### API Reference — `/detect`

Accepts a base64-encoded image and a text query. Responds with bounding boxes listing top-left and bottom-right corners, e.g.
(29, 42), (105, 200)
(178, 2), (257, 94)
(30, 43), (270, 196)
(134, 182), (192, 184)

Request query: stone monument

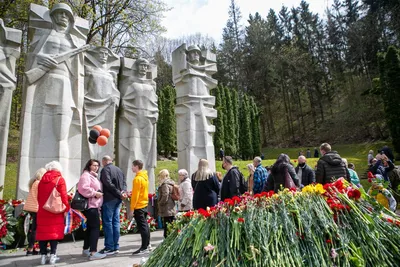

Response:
(82, 46), (120, 164)
(0, 19), (22, 198)
(17, 3), (89, 198)
(118, 58), (158, 193)
(172, 44), (218, 176)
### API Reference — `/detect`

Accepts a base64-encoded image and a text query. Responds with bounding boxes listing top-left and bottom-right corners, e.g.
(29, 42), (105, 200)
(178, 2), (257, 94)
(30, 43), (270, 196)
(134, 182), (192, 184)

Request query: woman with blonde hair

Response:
(178, 169), (193, 212)
(23, 168), (46, 255)
(247, 163), (255, 194)
(157, 169), (176, 238)
(191, 159), (220, 210)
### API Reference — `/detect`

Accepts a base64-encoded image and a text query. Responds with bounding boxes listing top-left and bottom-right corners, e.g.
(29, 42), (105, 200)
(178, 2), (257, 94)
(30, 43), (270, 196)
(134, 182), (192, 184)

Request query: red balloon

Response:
(97, 135), (108, 146)
(100, 128), (111, 138)
(93, 125), (102, 132)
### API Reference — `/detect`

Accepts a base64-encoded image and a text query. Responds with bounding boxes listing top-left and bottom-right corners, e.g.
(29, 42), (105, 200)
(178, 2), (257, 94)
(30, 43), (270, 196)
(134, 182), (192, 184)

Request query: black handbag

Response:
(71, 190), (88, 211)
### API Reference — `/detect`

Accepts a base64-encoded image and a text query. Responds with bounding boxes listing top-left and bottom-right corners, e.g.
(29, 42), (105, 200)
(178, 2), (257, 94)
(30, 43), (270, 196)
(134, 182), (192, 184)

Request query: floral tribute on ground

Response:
(144, 178), (400, 267)
(0, 200), (18, 245)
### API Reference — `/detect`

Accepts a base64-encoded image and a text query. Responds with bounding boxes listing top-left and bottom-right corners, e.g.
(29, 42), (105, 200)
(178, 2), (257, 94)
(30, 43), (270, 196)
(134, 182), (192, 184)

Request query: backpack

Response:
(171, 184), (181, 201)
(238, 171), (248, 194)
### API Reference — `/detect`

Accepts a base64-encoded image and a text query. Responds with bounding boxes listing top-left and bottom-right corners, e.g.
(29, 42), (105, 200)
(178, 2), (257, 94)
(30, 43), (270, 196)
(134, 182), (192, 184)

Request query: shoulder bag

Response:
(284, 167), (296, 189)
(71, 189), (88, 211)
(43, 176), (66, 214)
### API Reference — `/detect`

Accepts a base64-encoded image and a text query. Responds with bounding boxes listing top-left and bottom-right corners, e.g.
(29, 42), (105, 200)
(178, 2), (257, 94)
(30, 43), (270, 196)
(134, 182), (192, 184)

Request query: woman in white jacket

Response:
(178, 169), (193, 211)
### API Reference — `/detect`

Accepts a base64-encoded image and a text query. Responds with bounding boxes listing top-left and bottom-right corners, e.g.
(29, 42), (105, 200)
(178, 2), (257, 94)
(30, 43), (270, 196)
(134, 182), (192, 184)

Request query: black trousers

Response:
(39, 240), (57, 255)
(28, 212), (37, 249)
(83, 208), (101, 252)
(134, 208), (150, 250)
(162, 216), (175, 238)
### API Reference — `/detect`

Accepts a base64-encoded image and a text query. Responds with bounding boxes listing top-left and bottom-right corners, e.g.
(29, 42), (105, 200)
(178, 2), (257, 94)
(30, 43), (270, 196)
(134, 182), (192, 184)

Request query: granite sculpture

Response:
(172, 44), (218, 176)
(82, 46), (120, 164)
(17, 3), (89, 198)
(0, 19), (22, 198)
(118, 58), (158, 193)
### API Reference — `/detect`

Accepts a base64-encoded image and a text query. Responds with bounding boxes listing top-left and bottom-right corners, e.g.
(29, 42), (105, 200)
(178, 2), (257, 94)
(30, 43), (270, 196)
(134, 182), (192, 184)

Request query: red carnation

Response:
(352, 189), (361, 200)
(326, 239), (332, 244)
(237, 217), (245, 223)
(232, 196), (241, 203)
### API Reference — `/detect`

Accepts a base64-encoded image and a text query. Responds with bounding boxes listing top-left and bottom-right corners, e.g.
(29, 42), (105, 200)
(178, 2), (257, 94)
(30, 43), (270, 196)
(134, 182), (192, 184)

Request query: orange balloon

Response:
(97, 135), (108, 146)
(100, 128), (111, 138)
(92, 125), (102, 132)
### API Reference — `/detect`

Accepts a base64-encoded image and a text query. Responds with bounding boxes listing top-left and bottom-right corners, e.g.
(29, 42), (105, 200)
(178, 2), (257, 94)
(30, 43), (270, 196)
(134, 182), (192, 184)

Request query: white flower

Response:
(204, 243), (214, 251)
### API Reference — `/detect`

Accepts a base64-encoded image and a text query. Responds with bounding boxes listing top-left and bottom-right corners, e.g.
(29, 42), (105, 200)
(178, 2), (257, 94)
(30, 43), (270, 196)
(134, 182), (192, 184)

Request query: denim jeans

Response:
(102, 199), (121, 250)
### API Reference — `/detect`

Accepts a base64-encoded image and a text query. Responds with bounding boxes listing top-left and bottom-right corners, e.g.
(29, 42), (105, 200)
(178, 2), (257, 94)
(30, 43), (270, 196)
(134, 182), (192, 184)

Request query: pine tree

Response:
(239, 94), (253, 159)
(212, 87), (225, 156)
(162, 86), (177, 157)
(380, 47), (400, 153)
(218, 0), (244, 89)
(249, 97), (261, 157)
(156, 89), (165, 155)
(223, 86), (237, 156)
(231, 89), (240, 155)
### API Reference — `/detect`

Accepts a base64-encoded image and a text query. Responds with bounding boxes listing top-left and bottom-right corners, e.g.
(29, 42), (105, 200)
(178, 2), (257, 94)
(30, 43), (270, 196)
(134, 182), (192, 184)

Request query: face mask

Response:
(298, 163), (305, 167)
(221, 164), (225, 170)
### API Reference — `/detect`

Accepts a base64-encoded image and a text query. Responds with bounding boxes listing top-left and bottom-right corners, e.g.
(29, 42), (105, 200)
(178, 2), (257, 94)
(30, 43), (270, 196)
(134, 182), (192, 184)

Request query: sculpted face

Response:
(188, 50), (200, 65)
(97, 48), (109, 64)
(52, 10), (70, 28)
(138, 63), (148, 76)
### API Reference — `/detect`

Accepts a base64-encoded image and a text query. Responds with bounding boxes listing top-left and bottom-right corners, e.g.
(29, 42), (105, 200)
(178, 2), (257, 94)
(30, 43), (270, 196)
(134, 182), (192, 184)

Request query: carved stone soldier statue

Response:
(172, 44), (218, 176)
(0, 19), (21, 198)
(17, 3), (89, 197)
(82, 46), (120, 163)
(118, 58), (158, 193)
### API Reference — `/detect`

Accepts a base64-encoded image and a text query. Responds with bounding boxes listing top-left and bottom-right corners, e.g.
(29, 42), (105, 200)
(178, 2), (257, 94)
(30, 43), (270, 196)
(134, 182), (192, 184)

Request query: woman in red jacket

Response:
(36, 161), (70, 265)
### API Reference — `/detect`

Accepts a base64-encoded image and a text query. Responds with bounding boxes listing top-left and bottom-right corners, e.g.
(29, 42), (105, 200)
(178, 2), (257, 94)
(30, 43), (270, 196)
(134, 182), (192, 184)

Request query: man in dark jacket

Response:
(220, 156), (246, 201)
(316, 143), (350, 184)
(295, 156), (315, 187)
(100, 155), (127, 255)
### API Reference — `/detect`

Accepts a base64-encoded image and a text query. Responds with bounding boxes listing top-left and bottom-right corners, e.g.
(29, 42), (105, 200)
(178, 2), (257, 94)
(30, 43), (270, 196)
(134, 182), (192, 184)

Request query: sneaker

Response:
(40, 255), (47, 265)
(89, 252), (107, 261)
(99, 248), (115, 255)
(132, 248), (149, 255)
(49, 254), (58, 265)
(113, 249), (119, 254)
(147, 244), (152, 251)
(82, 249), (90, 257)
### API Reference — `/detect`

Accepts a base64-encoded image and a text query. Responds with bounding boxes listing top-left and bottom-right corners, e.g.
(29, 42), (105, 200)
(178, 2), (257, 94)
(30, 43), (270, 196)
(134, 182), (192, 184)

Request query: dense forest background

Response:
(1, 0), (400, 153)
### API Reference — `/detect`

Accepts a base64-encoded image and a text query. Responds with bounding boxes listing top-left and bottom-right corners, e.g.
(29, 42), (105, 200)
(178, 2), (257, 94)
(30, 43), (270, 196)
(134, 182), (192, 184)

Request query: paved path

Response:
(0, 230), (163, 267)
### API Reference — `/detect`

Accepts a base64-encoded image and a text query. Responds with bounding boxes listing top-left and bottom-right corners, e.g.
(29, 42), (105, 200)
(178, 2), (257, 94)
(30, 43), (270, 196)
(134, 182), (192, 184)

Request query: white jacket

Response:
(178, 178), (193, 211)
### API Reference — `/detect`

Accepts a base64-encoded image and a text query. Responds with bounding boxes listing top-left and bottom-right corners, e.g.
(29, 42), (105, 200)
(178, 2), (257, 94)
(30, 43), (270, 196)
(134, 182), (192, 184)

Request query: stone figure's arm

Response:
(26, 44), (90, 84)
(37, 53), (58, 69)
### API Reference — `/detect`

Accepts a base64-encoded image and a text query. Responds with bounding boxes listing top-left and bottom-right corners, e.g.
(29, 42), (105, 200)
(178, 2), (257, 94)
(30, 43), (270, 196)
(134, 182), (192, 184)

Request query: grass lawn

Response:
(3, 141), (390, 200)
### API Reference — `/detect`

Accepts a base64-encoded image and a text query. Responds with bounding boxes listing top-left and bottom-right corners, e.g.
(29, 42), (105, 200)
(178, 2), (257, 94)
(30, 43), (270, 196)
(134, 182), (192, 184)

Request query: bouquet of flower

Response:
(144, 179), (400, 267)
(0, 202), (18, 245)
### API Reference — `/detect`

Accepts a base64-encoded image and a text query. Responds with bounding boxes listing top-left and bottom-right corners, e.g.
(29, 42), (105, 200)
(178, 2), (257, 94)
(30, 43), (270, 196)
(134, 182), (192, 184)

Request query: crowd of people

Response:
(23, 156), (150, 265)
(22, 143), (399, 265)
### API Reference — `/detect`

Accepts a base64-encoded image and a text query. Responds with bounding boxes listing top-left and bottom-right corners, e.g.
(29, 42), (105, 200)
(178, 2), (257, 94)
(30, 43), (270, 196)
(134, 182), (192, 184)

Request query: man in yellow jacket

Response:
(130, 160), (150, 255)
